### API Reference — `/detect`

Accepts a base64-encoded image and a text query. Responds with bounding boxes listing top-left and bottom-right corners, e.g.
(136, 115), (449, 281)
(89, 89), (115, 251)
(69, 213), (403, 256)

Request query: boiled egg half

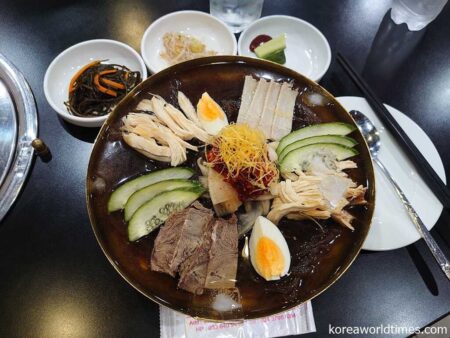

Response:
(249, 216), (291, 281)
(197, 92), (228, 135)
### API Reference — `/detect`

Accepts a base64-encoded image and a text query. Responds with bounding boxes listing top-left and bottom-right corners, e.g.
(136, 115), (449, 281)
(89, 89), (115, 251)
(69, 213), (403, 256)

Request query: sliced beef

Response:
(177, 219), (215, 295)
(152, 201), (239, 295)
(204, 215), (238, 289)
(150, 209), (188, 276)
(168, 202), (214, 273)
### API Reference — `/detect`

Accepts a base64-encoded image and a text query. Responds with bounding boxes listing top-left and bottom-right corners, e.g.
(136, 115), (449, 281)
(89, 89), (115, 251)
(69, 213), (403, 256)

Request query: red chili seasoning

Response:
(206, 147), (275, 200)
(249, 34), (272, 52)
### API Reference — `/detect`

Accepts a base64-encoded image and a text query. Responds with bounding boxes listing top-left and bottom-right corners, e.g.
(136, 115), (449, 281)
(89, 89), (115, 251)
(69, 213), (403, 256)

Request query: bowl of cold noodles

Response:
(87, 56), (375, 320)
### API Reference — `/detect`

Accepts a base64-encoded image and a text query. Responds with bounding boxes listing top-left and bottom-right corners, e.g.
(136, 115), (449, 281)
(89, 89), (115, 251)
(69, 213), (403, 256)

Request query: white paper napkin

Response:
(160, 301), (316, 338)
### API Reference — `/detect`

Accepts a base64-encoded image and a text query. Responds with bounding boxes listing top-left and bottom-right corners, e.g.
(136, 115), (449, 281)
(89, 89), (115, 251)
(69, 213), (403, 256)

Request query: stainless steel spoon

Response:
(350, 110), (450, 280)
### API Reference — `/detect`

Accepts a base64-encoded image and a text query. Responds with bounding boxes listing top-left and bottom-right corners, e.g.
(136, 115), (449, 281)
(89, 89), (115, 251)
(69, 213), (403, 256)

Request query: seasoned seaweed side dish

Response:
(65, 60), (141, 117)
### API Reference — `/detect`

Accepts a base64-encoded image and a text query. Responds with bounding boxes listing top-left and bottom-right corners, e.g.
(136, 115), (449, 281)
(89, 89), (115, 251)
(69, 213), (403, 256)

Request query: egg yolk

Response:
(198, 94), (224, 121)
(255, 236), (284, 279)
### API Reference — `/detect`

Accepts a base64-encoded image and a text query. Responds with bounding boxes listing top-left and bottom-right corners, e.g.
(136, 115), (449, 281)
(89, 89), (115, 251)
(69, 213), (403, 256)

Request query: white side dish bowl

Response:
(141, 10), (238, 74)
(238, 15), (331, 82)
(44, 39), (147, 128)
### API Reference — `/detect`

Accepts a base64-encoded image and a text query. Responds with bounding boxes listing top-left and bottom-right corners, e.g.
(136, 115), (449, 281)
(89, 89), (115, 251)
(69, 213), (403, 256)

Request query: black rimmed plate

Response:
(86, 56), (375, 321)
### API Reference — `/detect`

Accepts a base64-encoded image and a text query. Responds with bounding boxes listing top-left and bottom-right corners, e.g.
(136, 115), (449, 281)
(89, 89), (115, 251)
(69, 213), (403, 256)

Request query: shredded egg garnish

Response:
(210, 123), (279, 190)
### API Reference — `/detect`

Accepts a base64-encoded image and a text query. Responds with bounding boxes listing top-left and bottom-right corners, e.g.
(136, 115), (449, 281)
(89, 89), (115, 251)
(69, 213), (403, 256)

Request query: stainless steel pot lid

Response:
(0, 53), (38, 222)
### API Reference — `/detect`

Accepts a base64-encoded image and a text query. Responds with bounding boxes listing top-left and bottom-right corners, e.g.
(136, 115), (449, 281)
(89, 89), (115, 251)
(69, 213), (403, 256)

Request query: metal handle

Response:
(374, 158), (450, 280)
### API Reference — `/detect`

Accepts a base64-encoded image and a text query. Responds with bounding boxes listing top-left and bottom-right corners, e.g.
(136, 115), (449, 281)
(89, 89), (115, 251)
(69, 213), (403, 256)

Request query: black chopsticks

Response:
(336, 52), (450, 209)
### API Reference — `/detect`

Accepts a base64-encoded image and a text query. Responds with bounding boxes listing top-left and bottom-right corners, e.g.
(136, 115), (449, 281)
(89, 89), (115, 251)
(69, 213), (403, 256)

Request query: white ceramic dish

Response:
(44, 39), (147, 128)
(141, 10), (237, 74)
(238, 15), (331, 82)
(337, 96), (446, 251)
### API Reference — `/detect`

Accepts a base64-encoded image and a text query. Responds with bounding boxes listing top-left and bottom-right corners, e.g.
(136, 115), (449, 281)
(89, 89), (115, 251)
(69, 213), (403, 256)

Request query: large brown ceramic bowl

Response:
(86, 56), (375, 321)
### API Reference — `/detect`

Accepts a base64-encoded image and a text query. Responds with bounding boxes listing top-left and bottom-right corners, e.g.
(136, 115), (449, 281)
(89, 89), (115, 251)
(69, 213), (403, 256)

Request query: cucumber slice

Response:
(107, 167), (194, 212)
(255, 34), (286, 59)
(124, 179), (200, 221)
(278, 135), (357, 162)
(279, 143), (359, 174)
(276, 122), (356, 156)
(128, 186), (205, 241)
(263, 49), (286, 64)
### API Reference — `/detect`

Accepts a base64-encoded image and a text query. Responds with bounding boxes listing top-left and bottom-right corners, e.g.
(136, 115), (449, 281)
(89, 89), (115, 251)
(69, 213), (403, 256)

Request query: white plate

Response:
(337, 96), (446, 251)
(44, 39), (147, 128)
(141, 11), (237, 74)
(238, 15), (331, 82)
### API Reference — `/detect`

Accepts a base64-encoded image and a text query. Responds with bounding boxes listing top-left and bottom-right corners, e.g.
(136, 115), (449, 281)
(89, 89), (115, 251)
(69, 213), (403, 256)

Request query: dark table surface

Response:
(1, 0), (449, 337)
